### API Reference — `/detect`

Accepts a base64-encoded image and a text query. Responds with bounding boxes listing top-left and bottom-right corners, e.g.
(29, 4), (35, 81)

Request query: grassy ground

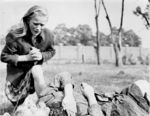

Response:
(0, 62), (149, 115)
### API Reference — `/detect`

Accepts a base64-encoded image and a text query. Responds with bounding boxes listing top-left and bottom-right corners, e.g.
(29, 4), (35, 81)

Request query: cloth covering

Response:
(5, 70), (35, 106)
(96, 83), (150, 116)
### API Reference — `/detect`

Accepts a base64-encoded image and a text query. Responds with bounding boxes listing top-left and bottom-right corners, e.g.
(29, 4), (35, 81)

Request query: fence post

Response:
(125, 44), (129, 57)
(77, 43), (82, 61)
(125, 44), (129, 65)
(110, 44), (113, 59)
(139, 45), (142, 58)
(59, 43), (63, 59)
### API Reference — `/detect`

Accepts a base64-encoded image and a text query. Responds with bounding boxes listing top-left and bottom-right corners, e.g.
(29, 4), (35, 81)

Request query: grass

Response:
(0, 62), (149, 115)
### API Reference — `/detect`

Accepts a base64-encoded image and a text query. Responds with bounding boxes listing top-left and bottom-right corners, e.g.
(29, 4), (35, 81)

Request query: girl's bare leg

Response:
(31, 65), (46, 96)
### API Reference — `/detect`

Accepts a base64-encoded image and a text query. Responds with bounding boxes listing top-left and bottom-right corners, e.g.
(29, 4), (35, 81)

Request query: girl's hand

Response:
(29, 47), (42, 61)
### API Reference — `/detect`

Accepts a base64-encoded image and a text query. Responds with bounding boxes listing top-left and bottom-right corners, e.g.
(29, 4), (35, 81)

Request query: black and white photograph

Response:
(0, 0), (150, 116)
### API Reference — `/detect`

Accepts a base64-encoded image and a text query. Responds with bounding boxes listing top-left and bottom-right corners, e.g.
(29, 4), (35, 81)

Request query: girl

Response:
(1, 5), (55, 105)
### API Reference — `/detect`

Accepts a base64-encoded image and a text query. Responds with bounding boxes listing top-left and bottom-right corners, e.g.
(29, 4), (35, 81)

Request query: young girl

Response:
(1, 5), (55, 105)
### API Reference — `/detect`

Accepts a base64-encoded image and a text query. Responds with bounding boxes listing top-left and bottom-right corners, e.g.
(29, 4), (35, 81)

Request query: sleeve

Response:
(88, 104), (104, 116)
(41, 30), (56, 63)
(49, 72), (74, 90)
(1, 32), (19, 66)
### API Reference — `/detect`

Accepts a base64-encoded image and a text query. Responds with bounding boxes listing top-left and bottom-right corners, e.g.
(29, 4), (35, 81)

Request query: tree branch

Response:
(119, 0), (125, 33)
(97, 0), (101, 16)
(101, 0), (112, 31)
(94, 0), (98, 16)
(142, 14), (150, 27)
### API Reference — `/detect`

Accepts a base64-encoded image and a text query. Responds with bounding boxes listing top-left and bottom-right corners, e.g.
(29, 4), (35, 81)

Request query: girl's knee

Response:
(31, 65), (43, 74)
(31, 65), (44, 80)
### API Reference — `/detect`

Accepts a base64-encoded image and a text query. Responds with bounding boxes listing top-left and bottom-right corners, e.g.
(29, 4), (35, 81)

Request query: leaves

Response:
(133, 1), (150, 29)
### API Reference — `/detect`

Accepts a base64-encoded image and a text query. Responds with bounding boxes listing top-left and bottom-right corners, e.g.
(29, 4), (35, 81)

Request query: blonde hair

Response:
(13, 5), (48, 37)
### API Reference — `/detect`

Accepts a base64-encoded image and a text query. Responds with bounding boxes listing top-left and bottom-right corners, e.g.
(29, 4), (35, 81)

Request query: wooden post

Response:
(139, 45), (142, 58)
(77, 43), (82, 60)
(125, 44), (129, 65)
(125, 44), (129, 57)
(110, 44), (113, 59)
(59, 43), (63, 59)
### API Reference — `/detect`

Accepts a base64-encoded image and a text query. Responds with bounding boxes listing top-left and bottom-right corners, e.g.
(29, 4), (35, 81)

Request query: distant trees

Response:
(107, 28), (142, 47)
(53, 24), (70, 45)
(52, 23), (141, 47)
(53, 24), (93, 46)
(0, 22), (141, 47)
(123, 30), (142, 47)
(76, 24), (93, 45)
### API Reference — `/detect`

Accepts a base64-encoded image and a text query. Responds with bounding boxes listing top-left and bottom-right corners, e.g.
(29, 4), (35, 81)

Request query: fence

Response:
(0, 44), (149, 63)
(50, 44), (149, 63)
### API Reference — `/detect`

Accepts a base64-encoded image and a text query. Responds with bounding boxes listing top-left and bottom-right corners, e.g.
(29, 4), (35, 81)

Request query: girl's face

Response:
(28, 16), (47, 37)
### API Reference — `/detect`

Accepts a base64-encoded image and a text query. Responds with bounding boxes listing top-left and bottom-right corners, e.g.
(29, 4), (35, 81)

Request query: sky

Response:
(0, 0), (149, 48)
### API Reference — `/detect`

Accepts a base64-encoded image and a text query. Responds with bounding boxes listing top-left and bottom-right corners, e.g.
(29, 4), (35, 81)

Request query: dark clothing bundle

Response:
(98, 83), (149, 116)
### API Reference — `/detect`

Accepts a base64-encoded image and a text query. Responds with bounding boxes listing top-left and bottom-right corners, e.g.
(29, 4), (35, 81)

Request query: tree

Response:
(53, 24), (70, 45)
(123, 30), (141, 47)
(75, 24), (93, 45)
(116, 0), (125, 66)
(133, 0), (150, 29)
(99, 32), (110, 46)
(102, 0), (125, 67)
(53, 24), (93, 46)
(67, 27), (79, 45)
(94, 0), (101, 65)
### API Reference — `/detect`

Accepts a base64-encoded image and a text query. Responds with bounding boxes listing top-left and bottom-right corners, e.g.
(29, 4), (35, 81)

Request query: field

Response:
(0, 61), (149, 115)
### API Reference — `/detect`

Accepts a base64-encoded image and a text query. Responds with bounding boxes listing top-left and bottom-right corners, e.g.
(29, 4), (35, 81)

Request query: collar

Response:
(39, 29), (45, 40)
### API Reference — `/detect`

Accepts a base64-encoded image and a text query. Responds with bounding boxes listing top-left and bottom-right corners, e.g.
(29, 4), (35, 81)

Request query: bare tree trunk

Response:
(148, 0), (150, 28)
(102, 0), (124, 67)
(94, 0), (101, 65)
(114, 32), (122, 66)
(102, 0), (117, 66)
(95, 16), (100, 65)
(116, 0), (125, 67)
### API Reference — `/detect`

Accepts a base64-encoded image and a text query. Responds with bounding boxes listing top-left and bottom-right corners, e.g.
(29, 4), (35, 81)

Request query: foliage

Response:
(53, 24), (142, 47)
(123, 30), (142, 47)
(107, 27), (141, 47)
(99, 32), (111, 46)
(53, 24), (94, 46)
(75, 24), (93, 45)
(133, 0), (150, 29)
(53, 24), (70, 45)
(3, 23), (142, 47)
